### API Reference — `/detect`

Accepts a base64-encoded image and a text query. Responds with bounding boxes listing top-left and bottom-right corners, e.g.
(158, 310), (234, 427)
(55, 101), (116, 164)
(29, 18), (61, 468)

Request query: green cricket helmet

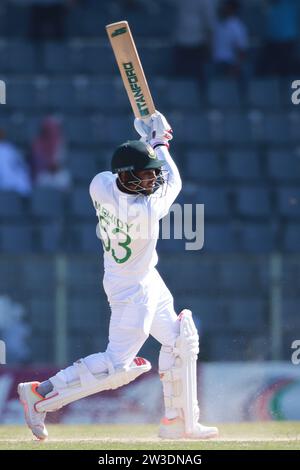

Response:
(111, 140), (167, 195)
(111, 140), (165, 173)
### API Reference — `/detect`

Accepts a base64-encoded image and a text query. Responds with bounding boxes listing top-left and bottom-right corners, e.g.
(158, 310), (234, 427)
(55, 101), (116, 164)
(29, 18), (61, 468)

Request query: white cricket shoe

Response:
(158, 416), (219, 440)
(18, 381), (48, 440)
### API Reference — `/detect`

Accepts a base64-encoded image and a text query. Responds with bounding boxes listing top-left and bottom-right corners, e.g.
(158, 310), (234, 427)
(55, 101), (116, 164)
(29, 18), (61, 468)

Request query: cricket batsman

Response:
(18, 111), (218, 440)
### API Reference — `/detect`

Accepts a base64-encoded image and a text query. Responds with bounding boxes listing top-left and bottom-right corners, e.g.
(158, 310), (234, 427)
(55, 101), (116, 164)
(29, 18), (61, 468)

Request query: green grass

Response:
(0, 422), (300, 450)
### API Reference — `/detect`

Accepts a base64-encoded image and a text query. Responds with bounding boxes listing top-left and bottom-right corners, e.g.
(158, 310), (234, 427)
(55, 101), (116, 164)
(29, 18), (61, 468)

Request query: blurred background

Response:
(0, 0), (300, 424)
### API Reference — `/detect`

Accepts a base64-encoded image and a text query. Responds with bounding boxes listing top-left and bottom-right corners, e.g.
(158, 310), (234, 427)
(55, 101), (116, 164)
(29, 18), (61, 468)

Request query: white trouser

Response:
(58, 269), (179, 389)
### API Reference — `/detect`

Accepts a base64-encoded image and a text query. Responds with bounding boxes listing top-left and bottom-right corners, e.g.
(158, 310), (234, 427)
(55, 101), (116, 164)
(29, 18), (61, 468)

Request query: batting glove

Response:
(134, 111), (173, 149)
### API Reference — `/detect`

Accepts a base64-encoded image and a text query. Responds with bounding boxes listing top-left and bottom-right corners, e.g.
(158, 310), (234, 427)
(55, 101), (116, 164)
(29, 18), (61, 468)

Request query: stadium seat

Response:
(0, 191), (24, 217)
(156, 236), (185, 254)
(288, 110), (300, 144)
(30, 188), (65, 217)
(1, 225), (33, 253)
(66, 257), (104, 288)
(103, 116), (135, 144)
(228, 298), (266, 330)
(283, 223), (300, 252)
(81, 79), (111, 110)
(282, 258), (300, 296)
(21, 258), (55, 292)
(79, 77), (121, 110)
(239, 222), (276, 252)
(121, 9), (175, 38)
(46, 43), (113, 74)
(68, 297), (106, 330)
(113, 78), (133, 111)
(71, 223), (101, 252)
(196, 186), (230, 218)
(31, 77), (52, 109)
(277, 187), (300, 217)
(158, 253), (216, 295)
(70, 187), (95, 217)
(28, 298), (54, 331)
(70, 77), (128, 111)
(67, 2), (112, 39)
(74, 44), (113, 74)
(6, 79), (37, 109)
(267, 149), (300, 181)
(6, 112), (40, 145)
(219, 257), (269, 294)
(36, 223), (63, 252)
(226, 149), (261, 180)
(282, 299), (300, 329)
(235, 186), (271, 217)
(132, 46), (173, 77)
(264, 113), (290, 144)
(0, 258), (21, 290)
(92, 115), (113, 146)
(175, 113), (211, 145)
(0, 41), (9, 73)
(30, 335), (54, 363)
(67, 335), (96, 362)
(0, 41), (36, 73)
(241, 1), (265, 38)
(69, 151), (97, 183)
(64, 115), (94, 145)
(185, 150), (223, 180)
(206, 333), (251, 361)
(43, 42), (71, 73)
(247, 78), (281, 108)
(207, 109), (226, 144)
(202, 223), (237, 252)
(207, 79), (241, 108)
(175, 296), (227, 331)
(47, 79), (76, 109)
(3, 4), (30, 38)
(224, 113), (250, 144)
(152, 79), (203, 110)
(95, 147), (113, 172)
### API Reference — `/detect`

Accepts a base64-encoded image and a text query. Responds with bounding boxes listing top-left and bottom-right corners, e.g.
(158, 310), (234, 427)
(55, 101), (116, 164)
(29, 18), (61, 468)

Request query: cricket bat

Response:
(106, 21), (155, 120)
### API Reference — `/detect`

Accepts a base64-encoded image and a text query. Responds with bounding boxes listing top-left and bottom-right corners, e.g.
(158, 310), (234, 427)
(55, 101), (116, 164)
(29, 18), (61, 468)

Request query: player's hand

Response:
(134, 117), (150, 141)
(134, 111), (173, 147)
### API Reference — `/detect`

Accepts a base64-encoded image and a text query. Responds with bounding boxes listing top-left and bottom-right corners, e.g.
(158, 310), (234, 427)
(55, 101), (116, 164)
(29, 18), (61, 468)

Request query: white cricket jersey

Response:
(89, 145), (182, 296)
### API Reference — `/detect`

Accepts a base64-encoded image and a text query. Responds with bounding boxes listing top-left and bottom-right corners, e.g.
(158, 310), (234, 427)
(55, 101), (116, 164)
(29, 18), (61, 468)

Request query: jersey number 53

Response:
(98, 215), (132, 264)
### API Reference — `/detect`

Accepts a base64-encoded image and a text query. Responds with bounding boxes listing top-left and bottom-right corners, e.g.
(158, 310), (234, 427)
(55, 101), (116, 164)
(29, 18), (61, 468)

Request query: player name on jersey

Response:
(94, 200), (133, 233)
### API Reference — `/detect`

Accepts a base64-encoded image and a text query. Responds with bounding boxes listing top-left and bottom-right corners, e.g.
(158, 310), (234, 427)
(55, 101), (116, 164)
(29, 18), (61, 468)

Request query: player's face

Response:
(120, 169), (158, 195)
(134, 169), (157, 193)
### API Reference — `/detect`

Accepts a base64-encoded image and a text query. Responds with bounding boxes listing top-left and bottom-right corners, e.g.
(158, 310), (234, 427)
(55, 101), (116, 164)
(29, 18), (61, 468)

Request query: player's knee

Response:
(122, 327), (149, 346)
(136, 328), (149, 343)
(159, 309), (199, 372)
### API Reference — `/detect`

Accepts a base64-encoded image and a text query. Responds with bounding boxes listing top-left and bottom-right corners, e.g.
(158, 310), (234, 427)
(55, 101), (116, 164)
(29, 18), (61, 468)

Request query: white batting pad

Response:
(35, 356), (151, 413)
(159, 309), (200, 435)
(178, 309), (200, 434)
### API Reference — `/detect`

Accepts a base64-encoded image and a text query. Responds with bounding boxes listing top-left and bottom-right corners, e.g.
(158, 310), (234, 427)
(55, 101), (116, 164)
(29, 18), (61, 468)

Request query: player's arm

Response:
(89, 173), (102, 206)
(155, 141), (182, 195)
(134, 111), (182, 218)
